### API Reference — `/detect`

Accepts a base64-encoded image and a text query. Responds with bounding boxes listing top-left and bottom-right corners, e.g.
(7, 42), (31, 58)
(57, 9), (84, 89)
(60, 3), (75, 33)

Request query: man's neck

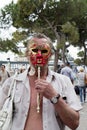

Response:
(35, 66), (48, 78)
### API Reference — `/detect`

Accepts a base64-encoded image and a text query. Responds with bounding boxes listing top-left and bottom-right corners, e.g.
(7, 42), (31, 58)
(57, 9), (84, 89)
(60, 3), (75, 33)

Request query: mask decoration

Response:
(28, 41), (51, 67)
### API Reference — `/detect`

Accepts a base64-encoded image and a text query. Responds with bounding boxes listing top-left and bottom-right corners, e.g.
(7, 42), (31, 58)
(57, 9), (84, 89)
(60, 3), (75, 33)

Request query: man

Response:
(0, 64), (10, 86)
(60, 62), (75, 84)
(0, 33), (82, 130)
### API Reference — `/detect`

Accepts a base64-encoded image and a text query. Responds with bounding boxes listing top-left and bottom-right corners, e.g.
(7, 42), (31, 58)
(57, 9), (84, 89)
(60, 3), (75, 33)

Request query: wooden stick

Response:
(37, 66), (40, 113)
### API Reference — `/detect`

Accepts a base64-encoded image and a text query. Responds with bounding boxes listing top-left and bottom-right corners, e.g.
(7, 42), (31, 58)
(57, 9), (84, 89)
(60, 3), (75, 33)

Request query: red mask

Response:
(28, 40), (51, 67)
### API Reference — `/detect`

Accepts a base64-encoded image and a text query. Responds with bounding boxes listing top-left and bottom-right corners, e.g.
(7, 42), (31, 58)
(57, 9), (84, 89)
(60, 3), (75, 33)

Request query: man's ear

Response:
(50, 52), (53, 57)
(48, 53), (52, 60)
(25, 48), (29, 57)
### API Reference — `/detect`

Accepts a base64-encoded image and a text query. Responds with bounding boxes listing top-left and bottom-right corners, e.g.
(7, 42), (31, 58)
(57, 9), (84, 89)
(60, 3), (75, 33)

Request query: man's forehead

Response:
(32, 37), (48, 43)
(29, 38), (50, 48)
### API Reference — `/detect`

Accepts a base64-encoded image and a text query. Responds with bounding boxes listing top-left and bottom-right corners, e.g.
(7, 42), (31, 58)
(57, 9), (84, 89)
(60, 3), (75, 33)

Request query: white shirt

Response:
(0, 69), (82, 130)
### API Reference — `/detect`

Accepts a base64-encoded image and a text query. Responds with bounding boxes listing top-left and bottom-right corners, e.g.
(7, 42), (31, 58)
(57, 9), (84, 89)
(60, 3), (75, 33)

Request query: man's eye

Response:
(41, 50), (48, 53)
(32, 49), (38, 52)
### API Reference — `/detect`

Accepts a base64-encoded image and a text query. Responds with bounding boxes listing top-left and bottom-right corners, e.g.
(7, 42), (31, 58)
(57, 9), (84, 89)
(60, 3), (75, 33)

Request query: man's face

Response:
(27, 38), (51, 67)
(1, 65), (5, 71)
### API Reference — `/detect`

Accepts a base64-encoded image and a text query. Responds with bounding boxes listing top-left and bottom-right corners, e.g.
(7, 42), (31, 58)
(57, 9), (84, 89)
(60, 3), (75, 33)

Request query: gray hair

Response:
(26, 33), (54, 54)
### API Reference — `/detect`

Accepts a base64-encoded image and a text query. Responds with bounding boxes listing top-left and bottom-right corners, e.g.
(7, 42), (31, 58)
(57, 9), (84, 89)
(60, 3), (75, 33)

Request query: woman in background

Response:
(77, 67), (86, 104)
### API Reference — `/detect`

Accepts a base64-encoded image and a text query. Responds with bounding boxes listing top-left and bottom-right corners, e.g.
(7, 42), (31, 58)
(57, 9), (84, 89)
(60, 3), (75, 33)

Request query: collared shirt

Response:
(0, 69), (82, 130)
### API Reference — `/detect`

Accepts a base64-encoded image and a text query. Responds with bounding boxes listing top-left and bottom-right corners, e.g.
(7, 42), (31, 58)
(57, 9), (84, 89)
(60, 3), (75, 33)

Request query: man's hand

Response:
(35, 79), (58, 99)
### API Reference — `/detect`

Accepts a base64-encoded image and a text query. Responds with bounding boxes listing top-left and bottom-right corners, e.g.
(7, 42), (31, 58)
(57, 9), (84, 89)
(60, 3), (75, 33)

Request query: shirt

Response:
(0, 69), (82, 130)
(77, 72), (86, 87)
(61, 66), (75, 82)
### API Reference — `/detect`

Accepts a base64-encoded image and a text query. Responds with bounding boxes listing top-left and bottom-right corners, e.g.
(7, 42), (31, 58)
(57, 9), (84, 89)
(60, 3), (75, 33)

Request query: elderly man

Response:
(0, 33), (82, 130)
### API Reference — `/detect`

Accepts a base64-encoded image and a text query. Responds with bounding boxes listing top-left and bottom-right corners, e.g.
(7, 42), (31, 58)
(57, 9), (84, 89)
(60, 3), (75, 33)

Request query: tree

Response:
(1, 0), (87, 69)
(0, 38), (19, 53)
(71, 0), (87, 65)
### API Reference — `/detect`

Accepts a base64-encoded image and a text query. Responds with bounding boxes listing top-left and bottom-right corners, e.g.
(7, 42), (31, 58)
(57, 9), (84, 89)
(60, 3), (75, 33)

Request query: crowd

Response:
(58, 62), (87, 105)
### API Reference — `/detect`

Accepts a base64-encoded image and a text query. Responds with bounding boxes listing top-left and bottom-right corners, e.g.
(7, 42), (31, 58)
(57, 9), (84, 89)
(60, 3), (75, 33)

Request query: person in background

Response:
(0, 33), (82, 130)
(77, 67), (86, 104)
(57, 63), (65, 73)
(0, 64), (10, 86)
(19, 65), (26, 73)
(60, 62), (75, 84)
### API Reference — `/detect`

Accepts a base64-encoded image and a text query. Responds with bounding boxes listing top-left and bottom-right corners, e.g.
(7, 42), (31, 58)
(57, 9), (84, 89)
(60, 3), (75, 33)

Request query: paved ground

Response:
(77, 102), (87, 130)
(66, 101), (87, 130)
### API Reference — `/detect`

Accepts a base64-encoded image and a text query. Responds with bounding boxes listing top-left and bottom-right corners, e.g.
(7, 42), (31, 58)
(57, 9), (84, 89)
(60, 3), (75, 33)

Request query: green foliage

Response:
(74, 58), (82, 65)
(0, 38), (18, 53)
(12, 30), (28, 42)
(61, 22), (79, 46)
(1, 0), (87, 43)
(0, 0), (87, 66)
(77, 51), (84, 58)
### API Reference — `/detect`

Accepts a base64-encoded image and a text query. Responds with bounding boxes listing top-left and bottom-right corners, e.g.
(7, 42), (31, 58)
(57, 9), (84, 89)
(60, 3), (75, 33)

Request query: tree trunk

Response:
(84, 47), (87, 65)
(62, 44), (66, 63)
(54, 48), (59, 72)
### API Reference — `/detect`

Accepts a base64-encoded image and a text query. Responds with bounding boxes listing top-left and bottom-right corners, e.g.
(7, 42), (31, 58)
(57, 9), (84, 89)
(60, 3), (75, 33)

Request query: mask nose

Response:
(36, 50), (43, 65)
(37, 50), (42, 56)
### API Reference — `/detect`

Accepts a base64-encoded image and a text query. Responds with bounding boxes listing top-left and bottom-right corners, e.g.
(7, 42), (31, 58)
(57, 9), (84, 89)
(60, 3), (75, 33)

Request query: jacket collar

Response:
(15, 67), (55, 83)
(15, 69), (28, 82)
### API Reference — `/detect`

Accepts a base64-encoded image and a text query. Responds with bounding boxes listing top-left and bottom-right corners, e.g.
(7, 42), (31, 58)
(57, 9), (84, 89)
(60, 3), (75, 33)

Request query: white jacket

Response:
(0, 69), (82, 130)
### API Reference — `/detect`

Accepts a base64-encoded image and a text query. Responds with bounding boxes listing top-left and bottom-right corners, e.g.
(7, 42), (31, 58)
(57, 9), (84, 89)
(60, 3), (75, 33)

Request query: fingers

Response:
(35, 79), (57, 99)
(35, 79), (48, 86)
(35, 79), (49, 93)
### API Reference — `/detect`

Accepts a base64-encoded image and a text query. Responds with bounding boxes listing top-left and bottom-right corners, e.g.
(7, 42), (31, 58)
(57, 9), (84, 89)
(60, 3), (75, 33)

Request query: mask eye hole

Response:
(32, 49), (38, 53)
(41, 50), (48, 53)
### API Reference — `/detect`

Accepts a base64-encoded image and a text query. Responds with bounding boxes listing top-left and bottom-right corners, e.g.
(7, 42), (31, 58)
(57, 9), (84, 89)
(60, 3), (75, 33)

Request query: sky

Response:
(0, 0), (80, 61)
(0, 0), (17, 9)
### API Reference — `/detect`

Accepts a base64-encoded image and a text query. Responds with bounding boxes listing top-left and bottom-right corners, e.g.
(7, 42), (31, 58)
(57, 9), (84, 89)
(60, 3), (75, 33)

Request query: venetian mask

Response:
(28, 40), (51, 67)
